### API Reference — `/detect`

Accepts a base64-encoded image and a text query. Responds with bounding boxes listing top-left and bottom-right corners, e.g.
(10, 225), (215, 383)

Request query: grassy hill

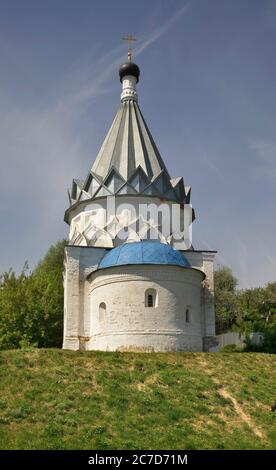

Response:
(0, 349), (275, 450)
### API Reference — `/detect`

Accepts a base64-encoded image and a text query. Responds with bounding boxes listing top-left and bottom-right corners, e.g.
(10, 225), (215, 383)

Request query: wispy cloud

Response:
(135, 2), (191, 57)
(54, 1), (192, 113)
(249, 139), (276, 161)
(248, 138), (276, 185)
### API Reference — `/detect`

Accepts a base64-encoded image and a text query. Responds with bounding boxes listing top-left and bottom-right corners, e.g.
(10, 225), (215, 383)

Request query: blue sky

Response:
(0, 0), (275, 288)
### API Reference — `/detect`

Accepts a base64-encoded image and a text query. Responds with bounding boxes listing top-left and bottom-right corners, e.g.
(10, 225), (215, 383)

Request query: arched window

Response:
(99, 302), (106, 323)
(145, 289), (157, 308)
(185, 308), (190, 323)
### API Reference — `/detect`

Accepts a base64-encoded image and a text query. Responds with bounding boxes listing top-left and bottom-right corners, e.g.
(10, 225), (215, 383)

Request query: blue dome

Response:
(98, 241), (190, 270)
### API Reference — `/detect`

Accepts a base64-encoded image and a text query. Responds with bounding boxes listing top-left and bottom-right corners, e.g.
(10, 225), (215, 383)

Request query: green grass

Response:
(0, 349), (275, 449)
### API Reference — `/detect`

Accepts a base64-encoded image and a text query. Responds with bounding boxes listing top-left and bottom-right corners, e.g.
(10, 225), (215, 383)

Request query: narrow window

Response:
(185, 308), (190, 323)
(148, 294), (153, 307)
(145, 289), (157, 308)
(99, 302), (106, 323)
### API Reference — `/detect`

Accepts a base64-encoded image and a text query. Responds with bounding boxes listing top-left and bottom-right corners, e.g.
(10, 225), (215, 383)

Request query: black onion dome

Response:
(119, 61), (140, 83)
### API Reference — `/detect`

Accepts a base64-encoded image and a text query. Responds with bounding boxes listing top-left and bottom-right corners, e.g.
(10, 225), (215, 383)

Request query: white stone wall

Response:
(88, 265), (204, 352)
(63, 246), (107, 350)
(184, 251), (216, 346)
(63, 246), (216, 352)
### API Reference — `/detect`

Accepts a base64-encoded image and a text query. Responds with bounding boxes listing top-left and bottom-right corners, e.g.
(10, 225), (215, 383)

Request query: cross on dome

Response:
(122, 33), (137, 61)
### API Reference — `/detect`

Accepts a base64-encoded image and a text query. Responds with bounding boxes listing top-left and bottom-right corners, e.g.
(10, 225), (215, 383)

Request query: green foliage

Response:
(0, 267), (30, 349)
(244, 327), (276, 354)
(27, 240), (66, 348)
(219, 344), (244, 353)
(214, 266), (276, 353)
(236, 283), (276, 353)
(214, 267), (239, 333)
(237, 284), (276, 329)
(262, 326), (276, 353)
(0, 240), (66, 350)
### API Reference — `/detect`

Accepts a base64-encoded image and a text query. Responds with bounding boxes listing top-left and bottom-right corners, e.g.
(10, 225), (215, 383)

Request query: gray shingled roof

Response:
(91, 100), (170, 182)
(65, 80), (193, 223)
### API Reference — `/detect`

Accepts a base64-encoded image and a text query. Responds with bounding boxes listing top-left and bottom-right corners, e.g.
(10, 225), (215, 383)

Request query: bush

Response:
(219, 344), (244, 353)
(244, 326), (276, 354)
(0, 240), (66, 350)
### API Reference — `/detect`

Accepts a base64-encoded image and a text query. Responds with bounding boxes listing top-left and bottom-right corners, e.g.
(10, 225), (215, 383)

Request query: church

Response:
(63, 44), (217, 352)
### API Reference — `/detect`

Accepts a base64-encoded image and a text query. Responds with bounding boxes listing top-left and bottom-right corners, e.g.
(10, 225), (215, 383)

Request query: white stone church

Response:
(63, 51), (217, 352)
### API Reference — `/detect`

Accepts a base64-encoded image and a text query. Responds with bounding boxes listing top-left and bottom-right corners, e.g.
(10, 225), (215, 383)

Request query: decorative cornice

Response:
(89, 265), (204, 291)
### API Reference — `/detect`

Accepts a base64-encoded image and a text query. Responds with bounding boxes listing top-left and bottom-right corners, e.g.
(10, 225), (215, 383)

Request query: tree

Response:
(237, 283), (276, 330)
(214, 268), (276, 352)
(0, 240), (66, 350)
(214, 267), (239, 334)
(26, 239), (66, 347)
(0, 266), (30, 349)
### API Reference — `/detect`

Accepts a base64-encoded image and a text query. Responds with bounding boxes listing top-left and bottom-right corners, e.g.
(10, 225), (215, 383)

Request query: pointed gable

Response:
(102, 168), (125, 193)
(127, 166), (150, 192)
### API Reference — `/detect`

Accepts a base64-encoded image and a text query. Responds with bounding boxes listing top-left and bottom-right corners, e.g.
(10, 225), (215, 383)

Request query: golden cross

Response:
(122, 34), (137, 61)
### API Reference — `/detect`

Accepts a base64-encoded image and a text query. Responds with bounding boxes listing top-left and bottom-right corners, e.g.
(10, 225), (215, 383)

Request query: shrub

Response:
(0, 240), (66, 350)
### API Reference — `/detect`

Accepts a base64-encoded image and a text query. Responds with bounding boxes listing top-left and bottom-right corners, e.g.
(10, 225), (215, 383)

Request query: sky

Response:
(0, 0), (275, 288)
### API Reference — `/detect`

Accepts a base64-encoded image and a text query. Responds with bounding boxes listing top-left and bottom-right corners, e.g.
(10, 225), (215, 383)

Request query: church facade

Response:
(63, 53), (217, 352)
